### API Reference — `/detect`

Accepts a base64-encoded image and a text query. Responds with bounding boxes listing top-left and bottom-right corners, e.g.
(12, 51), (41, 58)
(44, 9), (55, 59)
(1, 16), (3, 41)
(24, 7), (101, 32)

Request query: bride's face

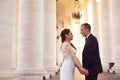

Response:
(65, 31), (73, 41)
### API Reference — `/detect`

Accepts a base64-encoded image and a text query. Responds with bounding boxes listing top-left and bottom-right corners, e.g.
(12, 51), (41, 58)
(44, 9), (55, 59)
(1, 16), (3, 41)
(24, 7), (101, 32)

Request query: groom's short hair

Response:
(81, 23), (91, 31)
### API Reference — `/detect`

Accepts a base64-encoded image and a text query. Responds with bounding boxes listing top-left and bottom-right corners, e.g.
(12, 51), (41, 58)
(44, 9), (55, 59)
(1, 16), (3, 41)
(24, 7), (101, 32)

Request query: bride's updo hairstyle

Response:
(60, 29), (76, 50)
(60, 29), (70, 43)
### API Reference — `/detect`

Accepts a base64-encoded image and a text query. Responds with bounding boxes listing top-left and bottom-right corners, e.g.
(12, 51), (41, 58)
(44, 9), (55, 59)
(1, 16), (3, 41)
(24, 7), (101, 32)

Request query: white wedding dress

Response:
(60, 42), (76, 80)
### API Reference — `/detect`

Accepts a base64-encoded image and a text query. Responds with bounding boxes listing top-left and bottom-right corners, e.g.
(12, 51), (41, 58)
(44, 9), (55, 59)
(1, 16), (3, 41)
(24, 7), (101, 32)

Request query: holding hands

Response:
(79, 67), (89, 76)
(75, 64), (89, 76)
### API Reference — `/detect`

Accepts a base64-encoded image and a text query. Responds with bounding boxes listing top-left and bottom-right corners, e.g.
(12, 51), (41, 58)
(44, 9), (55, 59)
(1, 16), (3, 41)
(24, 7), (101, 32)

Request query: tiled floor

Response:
(0, 71), (120, 80)
(98, 72), (120, 80)
(47, 69), (120, 80)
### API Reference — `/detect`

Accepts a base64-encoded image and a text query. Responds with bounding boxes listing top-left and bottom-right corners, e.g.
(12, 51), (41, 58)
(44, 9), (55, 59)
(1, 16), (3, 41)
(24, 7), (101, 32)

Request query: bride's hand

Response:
(79, 67), (89, 76)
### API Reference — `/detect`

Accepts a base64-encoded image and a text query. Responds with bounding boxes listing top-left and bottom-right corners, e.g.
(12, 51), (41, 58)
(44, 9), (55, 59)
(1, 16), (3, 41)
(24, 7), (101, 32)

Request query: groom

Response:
(80, 23), (103, 80)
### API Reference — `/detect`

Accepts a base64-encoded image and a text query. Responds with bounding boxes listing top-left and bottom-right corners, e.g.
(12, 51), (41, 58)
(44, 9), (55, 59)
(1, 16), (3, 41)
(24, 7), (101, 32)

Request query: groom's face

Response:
(80, 26), (87, 37)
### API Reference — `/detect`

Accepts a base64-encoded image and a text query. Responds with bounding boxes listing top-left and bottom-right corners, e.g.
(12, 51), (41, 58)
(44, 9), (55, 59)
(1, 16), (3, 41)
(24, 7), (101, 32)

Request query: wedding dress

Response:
(60, 42), (76, 80)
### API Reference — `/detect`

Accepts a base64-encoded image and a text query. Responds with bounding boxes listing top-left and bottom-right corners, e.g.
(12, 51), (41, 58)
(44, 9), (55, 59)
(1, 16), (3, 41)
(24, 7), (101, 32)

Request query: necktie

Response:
(85, 37), (87, 42)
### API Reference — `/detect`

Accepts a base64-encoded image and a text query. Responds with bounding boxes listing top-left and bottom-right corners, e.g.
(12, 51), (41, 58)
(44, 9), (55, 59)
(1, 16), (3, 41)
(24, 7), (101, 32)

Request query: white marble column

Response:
(110, 0), (120, 72)
(43, 0), (58, 74)
(12, 0), (18, 69)
(0, 0), (14, 78)
(92, 0), (99, 37)
(15, 0), (46, 75)
(99, 0), (112, 70)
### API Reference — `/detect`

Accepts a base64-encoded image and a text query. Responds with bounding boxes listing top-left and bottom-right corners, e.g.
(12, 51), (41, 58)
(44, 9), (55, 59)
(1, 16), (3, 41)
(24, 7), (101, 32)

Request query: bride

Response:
(60, 29), (88, 80)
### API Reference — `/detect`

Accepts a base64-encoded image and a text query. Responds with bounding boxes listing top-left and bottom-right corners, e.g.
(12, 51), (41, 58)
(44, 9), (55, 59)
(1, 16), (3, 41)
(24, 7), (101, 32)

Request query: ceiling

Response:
(56, 0), (85, 24)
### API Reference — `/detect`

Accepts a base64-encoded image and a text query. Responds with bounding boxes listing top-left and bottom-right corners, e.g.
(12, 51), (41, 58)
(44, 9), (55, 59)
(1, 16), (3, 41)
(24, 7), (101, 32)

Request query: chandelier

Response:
(72, 0), (82, 24)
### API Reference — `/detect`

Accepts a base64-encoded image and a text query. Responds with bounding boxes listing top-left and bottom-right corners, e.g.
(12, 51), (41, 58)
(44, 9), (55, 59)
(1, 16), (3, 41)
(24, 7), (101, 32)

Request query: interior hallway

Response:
(1, 0), (120, 80)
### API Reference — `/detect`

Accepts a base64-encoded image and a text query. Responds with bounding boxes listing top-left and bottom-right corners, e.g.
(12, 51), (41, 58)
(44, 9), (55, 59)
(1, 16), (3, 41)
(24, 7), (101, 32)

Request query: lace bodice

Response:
(61, 42), (76, 60)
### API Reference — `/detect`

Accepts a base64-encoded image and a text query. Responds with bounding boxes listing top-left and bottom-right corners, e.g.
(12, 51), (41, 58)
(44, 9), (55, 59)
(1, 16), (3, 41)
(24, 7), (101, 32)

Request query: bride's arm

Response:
(65, 43), (88, 75)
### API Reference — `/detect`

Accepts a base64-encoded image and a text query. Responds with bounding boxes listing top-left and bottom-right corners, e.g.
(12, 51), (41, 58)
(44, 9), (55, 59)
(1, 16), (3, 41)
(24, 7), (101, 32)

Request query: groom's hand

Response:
(79, 67), (89, 76)
(85, 70), (89, 76)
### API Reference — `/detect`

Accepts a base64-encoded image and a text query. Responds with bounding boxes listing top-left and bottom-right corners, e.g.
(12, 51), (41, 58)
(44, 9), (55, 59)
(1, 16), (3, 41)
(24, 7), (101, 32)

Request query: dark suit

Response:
(82, 34), (103, 80)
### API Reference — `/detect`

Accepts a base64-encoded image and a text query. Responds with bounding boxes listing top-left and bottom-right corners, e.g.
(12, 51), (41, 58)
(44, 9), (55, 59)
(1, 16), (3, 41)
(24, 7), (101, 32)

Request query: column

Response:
(15, 0), (46, 75)
(43, 0), (58, 74)
(110, 0), (120, 73)
(0, 0), (14, 78)
(92, 0), (99, 37)
(99, 0), (112, 70)
(12, 0), (18, 69)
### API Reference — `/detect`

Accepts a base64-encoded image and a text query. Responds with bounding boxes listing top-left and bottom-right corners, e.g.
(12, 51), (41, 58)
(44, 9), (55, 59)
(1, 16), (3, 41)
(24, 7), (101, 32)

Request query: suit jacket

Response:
(82, 34), (103, 75)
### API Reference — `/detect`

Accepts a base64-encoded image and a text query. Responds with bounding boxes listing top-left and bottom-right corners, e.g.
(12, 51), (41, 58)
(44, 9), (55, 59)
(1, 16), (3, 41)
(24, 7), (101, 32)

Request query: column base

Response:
(15, 68), (48, 75)
(14, 68), (55, 80)
(44, 66), (59, 77)
(45, 66), (59, 71)
(18, 75), (47, 80)
(0, 68), (16, 78)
